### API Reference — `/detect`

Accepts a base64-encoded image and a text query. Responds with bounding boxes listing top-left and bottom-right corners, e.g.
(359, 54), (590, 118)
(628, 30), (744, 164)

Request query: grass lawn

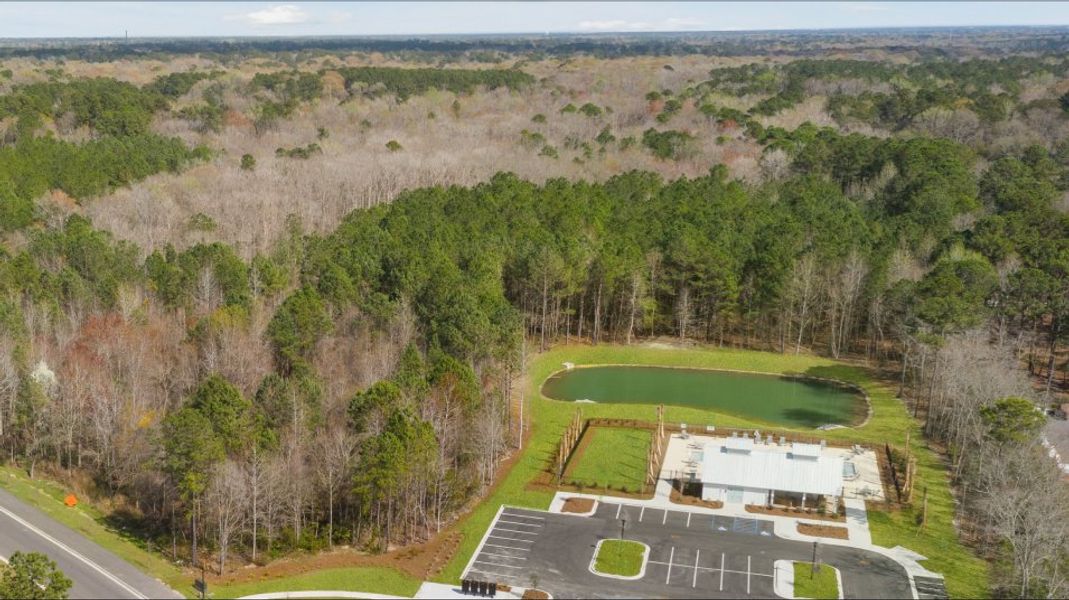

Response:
(793, 562), (839, 599)
(593, 540), (646, 577)
(433, 344), (990, 599)
(0, 465), (192, 596)
(565, 427), (651, 492)
(212, 566), (421, 599)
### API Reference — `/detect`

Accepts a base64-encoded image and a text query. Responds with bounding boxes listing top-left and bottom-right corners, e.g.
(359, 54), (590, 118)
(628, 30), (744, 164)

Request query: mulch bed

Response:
(522, 590), (550, 599)
(797, 522), (849, 540)
(669, 488), (723, 509)
(746, 504), (845, 522)
(561, 497), (596, 514)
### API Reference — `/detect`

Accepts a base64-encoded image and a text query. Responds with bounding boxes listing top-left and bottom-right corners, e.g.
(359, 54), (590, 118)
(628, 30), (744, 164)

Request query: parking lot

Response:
(463, 501), (913, 599)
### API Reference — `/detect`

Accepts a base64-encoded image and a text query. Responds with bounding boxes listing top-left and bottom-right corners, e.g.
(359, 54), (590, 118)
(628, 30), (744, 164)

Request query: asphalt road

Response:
(465, 501), (913, 599)
(0, 486), (181, 599)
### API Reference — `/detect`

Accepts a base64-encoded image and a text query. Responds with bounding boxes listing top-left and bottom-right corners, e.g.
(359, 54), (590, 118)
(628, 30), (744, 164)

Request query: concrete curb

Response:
(588, 539), (650, 581)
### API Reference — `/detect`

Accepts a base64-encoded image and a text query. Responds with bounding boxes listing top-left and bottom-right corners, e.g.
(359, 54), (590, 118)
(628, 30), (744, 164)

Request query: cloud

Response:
(578, 17), (706, 32)
(229, 4), (310, 26)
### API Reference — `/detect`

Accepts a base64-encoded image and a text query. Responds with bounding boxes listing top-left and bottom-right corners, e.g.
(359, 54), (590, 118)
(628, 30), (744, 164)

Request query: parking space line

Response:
(488, 535), (533, 543)
(497, 519), (541, 527)
(645, 561), (772, 578)
(693, 550), (700, 588)
(687, 512), (692, 528)
(719, 553), (725, 591)
(481, 552), (526, 561)
(616, 504), (621, 519)
(662, 509), (668, 525)
(747, 555), (751, 595)
(468, 569), (523, 582)
(640, 506), (645, 522)
(493, 527), (539, 535)
(665, 546), (675, 584)
(474, 560), (523, 570)
(485, 543), (530, 552)
(501, 512), (544, 520)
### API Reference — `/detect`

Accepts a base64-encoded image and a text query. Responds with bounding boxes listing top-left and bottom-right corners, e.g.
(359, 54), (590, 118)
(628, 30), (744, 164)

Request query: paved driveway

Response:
(464, 501), (912, 599)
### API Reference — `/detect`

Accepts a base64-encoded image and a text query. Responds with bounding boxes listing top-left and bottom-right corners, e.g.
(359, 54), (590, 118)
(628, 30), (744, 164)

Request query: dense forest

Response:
(0, 30), (1067, 597)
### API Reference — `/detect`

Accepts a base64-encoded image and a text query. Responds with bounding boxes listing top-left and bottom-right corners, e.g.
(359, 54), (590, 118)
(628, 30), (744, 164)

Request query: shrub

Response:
(560, 103), (577, 114)
(386, 140), (403, 152)
(531, 113), (546, 123)
(539, 145), (558, 159)
(240, 154), (256, 171)
(642, 128), (695, 160)
(579, 103), (602, 118)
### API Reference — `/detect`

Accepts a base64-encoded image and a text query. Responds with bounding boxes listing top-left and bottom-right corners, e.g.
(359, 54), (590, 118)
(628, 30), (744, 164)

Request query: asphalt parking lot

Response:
(463, 501), (914, 599)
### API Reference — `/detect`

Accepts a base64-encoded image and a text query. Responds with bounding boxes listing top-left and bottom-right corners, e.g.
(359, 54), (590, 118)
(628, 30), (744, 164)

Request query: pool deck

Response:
(660, 432), (885, 502)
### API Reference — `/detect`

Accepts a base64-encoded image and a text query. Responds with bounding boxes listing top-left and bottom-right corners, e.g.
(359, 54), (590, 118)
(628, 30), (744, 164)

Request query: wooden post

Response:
(920, 486), (928, 529)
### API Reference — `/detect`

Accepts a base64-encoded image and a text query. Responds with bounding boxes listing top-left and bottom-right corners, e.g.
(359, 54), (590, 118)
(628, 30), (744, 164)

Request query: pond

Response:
(541, 365), (866, 429)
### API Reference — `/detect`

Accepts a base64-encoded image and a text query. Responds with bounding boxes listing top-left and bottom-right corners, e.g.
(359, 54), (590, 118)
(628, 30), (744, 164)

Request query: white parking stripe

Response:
(497, 519), (541, 527)
(640, 506), (645, 522)
(501, 512), (545, 520)
(468, 569), (525, 582)
(474, 560), (524, 569)
(719, 553), (725, 591)
(488, 535), (533, 543)
(693, 550), (700, 588)
(480, 552), (526, 561)
(615, 504), (621, 519)
(485, 543), (530, 552)
(492, 527), (539, 535)
(646, 560), (773, 578)
(687, 512), (692, 528)
(747, 555), (752, 595)
(662, 509), (668, 525)
(665, 546), (675, 584)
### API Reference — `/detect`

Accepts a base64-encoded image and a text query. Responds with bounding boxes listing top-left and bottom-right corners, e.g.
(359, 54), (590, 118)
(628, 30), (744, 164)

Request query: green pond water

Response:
(541, 365), (865, 428)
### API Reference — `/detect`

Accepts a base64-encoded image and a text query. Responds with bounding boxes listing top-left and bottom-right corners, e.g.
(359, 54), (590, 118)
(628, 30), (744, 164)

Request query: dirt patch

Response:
(669, 488), (723, 509)
(208, 531), (462, 588)
(797, 522), (849, 540)
(522, 589), (550, 599)
(561, 497), (595, 514)
(746, 504), (845, 522)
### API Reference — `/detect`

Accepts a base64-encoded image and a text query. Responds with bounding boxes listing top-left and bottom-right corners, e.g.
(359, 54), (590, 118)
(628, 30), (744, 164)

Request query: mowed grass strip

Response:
(435, 344), (989, 599)
(593, 540), (646, 577)
(212, 566), (421, 599)
(0, 466), (191, 595)
(566, 427), (651, 491)
(793, 562), (839, 600)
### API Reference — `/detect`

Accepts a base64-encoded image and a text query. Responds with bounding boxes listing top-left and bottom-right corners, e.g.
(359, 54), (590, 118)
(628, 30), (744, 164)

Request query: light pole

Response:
(811, 540), (820, 575)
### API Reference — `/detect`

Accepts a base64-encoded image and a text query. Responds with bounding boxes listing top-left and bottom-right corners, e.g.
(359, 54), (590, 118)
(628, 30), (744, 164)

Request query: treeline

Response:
(699, 56), (1069, 130)
(4, 28), (1069, 61)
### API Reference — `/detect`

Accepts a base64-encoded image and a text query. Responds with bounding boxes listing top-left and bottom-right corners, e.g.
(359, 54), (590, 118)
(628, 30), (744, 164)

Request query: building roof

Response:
(791, 442), (822, 458)
(701, 441), (843, 497)
(724, 436), (755, 452)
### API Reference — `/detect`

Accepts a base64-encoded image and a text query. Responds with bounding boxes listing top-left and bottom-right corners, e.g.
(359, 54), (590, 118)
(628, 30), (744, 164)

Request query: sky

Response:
(0, 2), (1067, 38)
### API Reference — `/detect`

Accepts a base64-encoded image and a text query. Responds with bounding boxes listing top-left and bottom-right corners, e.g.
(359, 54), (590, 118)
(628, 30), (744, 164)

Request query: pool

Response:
(541, 365), (866, 429)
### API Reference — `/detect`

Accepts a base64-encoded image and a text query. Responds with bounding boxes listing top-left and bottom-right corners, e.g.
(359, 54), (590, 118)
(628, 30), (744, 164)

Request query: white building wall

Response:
(702, 484), (724, 502)
(703, 484), (770, 505)
(743, 488), (767, 505)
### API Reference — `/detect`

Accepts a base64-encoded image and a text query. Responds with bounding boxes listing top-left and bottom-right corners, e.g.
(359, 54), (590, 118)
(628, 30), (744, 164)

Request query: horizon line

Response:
(3, 23), (1069, 41)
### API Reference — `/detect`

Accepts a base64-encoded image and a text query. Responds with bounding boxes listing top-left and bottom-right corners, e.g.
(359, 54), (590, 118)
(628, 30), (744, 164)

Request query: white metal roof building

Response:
(700, 438), (844, 505)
